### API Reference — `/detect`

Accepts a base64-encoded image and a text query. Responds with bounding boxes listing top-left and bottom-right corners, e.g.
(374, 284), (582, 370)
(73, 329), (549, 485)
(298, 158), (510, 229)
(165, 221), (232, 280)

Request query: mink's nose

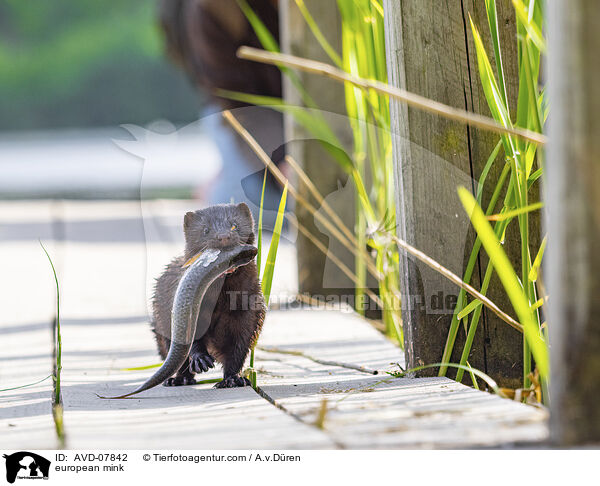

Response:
(216, 234), (233, 246)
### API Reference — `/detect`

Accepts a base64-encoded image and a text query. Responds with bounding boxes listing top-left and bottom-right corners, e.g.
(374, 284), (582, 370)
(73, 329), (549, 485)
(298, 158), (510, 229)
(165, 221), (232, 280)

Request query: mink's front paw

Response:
(189, 352), (216, 374)
(163, 374), (197, 387)
(214, 376), (251, 388)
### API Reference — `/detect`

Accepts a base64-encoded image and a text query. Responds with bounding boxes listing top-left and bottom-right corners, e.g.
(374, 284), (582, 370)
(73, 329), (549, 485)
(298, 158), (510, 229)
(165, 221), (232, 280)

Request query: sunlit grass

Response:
(235, 0), (402, 344)
(234, 0), (548, 399)
(249, 180), (289, 388)
(440, 1), (547, 394)
(40, 241), (66, 447)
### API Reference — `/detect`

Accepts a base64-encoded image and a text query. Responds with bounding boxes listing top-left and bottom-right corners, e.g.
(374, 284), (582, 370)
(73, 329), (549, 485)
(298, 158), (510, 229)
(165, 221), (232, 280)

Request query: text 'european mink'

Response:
(151, 203), (265, 388)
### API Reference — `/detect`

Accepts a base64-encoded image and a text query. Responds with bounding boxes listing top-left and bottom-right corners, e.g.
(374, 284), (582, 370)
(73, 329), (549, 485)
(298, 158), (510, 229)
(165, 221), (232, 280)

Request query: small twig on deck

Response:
(257, 345), (379, 375)
(236, 46), (547, 146)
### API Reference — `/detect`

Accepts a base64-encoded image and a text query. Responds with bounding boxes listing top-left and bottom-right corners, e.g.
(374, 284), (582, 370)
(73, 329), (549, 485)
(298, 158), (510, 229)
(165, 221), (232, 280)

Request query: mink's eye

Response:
(203, 227), (209, 235)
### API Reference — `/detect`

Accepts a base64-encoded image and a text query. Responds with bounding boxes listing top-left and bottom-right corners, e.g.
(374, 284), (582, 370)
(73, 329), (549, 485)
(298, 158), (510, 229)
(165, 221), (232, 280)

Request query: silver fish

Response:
(99, 244), (257, 399)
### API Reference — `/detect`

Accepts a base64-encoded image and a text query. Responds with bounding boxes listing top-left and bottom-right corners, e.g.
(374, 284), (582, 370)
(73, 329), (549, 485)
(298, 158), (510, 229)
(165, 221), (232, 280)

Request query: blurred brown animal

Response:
(159, 0), (281, 109)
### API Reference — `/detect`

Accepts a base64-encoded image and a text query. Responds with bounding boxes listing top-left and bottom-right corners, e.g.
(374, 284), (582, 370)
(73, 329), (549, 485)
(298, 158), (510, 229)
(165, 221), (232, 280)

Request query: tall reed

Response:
(248, 175), (288, 388)
(234, 0), (402, 344)
(440, 0), (548, 393)
(40, 241), (66, 446)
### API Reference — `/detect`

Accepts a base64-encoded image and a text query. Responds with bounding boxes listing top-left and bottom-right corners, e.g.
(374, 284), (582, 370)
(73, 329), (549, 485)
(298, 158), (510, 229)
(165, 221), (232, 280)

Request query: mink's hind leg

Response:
(214, 375), (251, 388)
(188, 339), (216, 374)
(213, 347), (252, 388)
(213, 315), (258, 389)
(163, 357), (196, 387)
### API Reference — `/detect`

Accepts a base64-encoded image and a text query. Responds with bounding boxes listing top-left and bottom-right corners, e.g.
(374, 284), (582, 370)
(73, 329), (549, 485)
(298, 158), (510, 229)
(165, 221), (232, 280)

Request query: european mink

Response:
(151, 203), (265, 388)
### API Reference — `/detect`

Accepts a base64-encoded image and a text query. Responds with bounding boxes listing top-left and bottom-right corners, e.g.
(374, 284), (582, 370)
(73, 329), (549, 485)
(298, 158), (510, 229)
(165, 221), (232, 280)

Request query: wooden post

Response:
(279, 0), (357, 297)
(383, 2), (539, 387)
(547, 1), (600, 445)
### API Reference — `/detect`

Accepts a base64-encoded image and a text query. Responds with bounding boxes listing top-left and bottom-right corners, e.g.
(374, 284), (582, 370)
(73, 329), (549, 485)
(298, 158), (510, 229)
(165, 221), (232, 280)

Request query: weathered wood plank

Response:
(547, 1), (600, 445)
(257, 308), (404, 375)
(3, 200), (548, 449)
(256, 309), (547, 449)
(383, 1), (538, 387)
(0, 202), (58, 448)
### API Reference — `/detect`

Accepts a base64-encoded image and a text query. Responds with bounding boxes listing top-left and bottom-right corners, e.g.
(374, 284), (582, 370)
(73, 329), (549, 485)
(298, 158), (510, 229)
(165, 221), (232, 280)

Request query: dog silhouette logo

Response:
(3, 452), (50, 483)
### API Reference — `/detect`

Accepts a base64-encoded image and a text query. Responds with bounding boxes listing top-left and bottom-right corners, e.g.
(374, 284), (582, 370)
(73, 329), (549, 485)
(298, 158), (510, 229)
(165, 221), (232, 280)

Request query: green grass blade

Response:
(391, 362), (505, 397)
(249, 167), (269, 387)
(465, 361), (480, 390)
(528, 235), (547, 282)
(511, 0), (546, 53)
(531, 298), (544, 311)
(439, 164), (511, 376)
(257, 168), (267, 273)
(40, 241), (62, 405)
(521, 37), (543, 135)
(262, 182), (288, 306)
(236, 0), (278, 52)
(236, 0), (321, 111)
(457, 299), (483, 321)
(0, 374), (52, 392)
(218, 90), (355, 173)
(476, 139), (503, 205)
(528, 167), (543, 188)
(487, 201), (543, 221)
(470, 16), (512, 129)
(484, 0), (509, 108)
(121, 363), (162, 371)
(295, 0), (343, 67)
(458, 188), (548, 378)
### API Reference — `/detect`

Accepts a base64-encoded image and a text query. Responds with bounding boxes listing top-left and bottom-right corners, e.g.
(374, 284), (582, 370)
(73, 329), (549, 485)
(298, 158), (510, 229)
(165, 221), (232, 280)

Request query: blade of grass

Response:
(40, 240), (65, 447)
(250, 182), (288, 388)
(528, 235), (547, 282)
(487, 201), (543, 221)
(257, 168), (267, 273)
(40, 241), (61, 406)
(0, 374), (52, 392)
(387, 232), (523, 333)
(262, 182), (288, 305)
(121, 363), (162, 371)
(389, 362), (506, 398)
(469, 17), (513, 131)
(511, 0), (546, 52)
(457, 299), (483, 321)
(484, 0), (510, 109)
(476, 139), (503, 205)
(439, 163), (512, 375)
(457, 188), (548, 378)
(295, 0), (342, 67)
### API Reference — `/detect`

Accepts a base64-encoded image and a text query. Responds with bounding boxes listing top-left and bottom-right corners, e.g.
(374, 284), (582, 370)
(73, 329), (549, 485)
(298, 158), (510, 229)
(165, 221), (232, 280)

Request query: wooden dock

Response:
(0, 200), (548, 449)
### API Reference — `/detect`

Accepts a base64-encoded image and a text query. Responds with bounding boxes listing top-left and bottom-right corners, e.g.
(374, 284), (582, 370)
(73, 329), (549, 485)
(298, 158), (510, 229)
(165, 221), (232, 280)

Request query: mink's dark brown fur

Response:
(151, 203), (265, 388)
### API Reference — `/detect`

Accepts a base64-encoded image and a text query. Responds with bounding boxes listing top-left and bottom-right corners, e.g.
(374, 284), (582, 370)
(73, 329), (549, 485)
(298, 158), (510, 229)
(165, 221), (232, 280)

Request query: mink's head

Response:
(183, 203), (255, 256)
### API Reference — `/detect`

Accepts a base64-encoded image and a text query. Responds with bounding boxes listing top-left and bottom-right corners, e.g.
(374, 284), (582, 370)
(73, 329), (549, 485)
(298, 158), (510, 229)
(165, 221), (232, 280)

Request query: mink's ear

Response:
(236, 202), (253, 221)
(183, 211), (195, 229)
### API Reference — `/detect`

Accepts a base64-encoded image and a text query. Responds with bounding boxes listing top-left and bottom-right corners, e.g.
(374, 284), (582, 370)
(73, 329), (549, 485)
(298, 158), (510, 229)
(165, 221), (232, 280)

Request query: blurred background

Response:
(0, 0), (298, 315)
(0, 0), (207, 199)
(0, 0), (285, 205)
